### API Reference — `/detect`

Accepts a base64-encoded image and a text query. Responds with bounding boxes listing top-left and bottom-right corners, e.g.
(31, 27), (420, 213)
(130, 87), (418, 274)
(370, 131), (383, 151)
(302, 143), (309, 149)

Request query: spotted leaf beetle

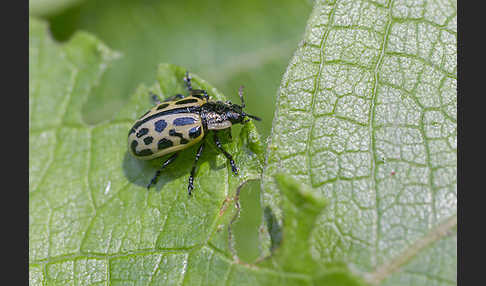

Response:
(128, 72), (261, 196)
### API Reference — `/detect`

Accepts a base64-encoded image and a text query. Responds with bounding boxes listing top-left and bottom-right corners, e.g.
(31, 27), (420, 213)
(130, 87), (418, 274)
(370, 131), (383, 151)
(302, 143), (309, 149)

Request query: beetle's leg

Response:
(184, 71), (193, 91)
(184, 71), (209, 101)
(147, 152), (179, 189)
(163, 94), (184, 102)
(151, 91), (184, 104)
(213, 132), (238, 175)
(149, 92), (161, 105)
(201, 89), (209, 101)
(188, 142), (205, 196)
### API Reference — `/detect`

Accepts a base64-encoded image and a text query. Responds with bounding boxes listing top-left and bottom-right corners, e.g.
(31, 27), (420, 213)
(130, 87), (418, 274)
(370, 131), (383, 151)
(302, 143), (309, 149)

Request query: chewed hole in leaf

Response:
(231, 179), (264, 263)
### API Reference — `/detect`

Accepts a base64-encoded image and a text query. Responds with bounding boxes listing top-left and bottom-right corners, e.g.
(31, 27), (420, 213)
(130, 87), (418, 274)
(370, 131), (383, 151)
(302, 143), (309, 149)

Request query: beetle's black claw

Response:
(188, 187), (193, 196)
(147, 171), (160, 189)
(147, 180), (155, 189)
(187, 181), (194, 196)
(230, 160), (238, 175)
(187, 177), (193, 195)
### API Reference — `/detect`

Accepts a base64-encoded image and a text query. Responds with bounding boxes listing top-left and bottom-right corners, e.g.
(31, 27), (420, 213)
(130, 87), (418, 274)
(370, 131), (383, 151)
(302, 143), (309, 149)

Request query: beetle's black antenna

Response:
(238, 85), (261, 121)
(238, 85), (246, 109)
(244, 113), (261, 121)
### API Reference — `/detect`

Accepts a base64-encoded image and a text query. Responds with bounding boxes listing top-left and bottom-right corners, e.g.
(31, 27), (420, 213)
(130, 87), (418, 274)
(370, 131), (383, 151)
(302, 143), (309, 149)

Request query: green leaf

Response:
(262, 0), (456, 285)
(271, 174), (327, 275)
(30, 0), (457, 283)
(29, 17), (298, 285)
(253, 175), (366, 285)
(30, 16), (357, 284)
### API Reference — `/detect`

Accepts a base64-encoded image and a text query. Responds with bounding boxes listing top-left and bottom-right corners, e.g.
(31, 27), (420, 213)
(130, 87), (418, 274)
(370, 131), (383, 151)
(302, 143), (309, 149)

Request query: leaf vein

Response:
(368, 0), (395, 268)
(305, 0), (338, 187)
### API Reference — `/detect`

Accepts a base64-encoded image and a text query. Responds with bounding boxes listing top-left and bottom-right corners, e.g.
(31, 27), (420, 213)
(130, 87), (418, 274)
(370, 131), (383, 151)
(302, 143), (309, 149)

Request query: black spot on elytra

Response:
(156, 103), (170, 110)
(158, 138), (173, 150)
(169, 129), (189, 144)
(188, 126), (202, 138)
(143, 136), (154, 145)
(136, 128), (149, 138)
(130, 140), (138, 154)
(176, 98), (199, 105)
(154, 120), (167, 132)
(131, 107), (199, 131)
(131, 140), (153, 156)
(173, 117), (196, 126)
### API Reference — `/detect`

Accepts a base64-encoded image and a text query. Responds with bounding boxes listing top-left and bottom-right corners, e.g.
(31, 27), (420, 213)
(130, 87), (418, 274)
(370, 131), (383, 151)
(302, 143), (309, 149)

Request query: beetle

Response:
(128, 72), (261, 196)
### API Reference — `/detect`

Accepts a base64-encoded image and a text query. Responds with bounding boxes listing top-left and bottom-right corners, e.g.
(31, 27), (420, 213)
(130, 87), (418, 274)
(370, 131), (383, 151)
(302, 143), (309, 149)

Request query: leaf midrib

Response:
(368, 0), (395, 269)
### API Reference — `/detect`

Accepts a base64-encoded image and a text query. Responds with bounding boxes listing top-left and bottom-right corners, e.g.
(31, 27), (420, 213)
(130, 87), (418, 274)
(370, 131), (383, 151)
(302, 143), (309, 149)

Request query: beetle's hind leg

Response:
(147, 152), (179, 189)
(188, 142), (205, 196)
(213, 132), (238, 175)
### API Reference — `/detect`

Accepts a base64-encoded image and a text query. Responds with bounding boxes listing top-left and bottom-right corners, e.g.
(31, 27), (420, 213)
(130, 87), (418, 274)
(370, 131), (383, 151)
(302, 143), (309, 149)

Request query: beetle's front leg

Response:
(213, 132), (238, 175)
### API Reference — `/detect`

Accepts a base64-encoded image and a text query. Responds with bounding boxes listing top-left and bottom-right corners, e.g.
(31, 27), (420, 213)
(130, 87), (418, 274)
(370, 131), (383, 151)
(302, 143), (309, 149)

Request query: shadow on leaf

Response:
(122, 139), (228, 193)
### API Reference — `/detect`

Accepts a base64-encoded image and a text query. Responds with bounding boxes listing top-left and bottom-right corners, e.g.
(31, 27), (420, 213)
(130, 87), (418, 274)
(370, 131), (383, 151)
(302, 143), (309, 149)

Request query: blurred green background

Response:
(32, 0), (313, 263)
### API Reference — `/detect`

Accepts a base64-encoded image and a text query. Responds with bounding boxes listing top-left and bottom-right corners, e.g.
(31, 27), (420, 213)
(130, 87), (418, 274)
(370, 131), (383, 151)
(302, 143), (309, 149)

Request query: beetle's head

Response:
(225, 105), (261, 124)
(205, 86), (261, 130)
(225, 86), (261, 124)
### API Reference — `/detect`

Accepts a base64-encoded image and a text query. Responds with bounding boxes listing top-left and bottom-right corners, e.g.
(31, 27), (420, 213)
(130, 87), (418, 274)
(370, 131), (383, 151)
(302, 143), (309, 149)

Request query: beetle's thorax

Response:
(203, 112), (232, 130)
